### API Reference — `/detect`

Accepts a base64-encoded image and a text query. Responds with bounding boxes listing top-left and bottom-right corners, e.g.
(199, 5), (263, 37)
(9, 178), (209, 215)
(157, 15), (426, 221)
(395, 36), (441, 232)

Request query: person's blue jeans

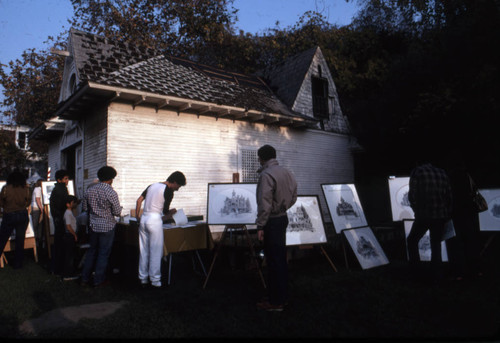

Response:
(263, 215), (289, 306)
(0, 210), (29, 269)
(82, 229), (115, 285)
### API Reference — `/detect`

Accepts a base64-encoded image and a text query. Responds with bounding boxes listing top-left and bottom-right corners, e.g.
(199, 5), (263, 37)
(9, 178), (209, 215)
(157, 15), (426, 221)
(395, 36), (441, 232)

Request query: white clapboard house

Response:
(30, 28), (359, 222)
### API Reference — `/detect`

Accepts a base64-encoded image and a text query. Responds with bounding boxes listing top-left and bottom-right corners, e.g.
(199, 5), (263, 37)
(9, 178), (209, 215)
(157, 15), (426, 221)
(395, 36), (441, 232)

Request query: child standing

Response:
(63, 195), (80, 281)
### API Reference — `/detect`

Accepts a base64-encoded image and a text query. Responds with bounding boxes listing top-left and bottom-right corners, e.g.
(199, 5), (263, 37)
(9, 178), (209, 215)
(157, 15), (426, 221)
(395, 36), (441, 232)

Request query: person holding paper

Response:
(135, 171), (186, 288)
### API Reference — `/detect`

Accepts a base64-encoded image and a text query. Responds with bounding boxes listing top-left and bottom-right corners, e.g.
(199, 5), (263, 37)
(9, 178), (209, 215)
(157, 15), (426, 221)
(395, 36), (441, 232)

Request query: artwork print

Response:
(321, 184), (368, 233)
(404, 220), (448, 262)
(388, 176), (414, 221)
(343, 227), (389, 269)
(207, 183), (258, 225)
(478, 189), (500, 231)
(286, 195), (327, 246)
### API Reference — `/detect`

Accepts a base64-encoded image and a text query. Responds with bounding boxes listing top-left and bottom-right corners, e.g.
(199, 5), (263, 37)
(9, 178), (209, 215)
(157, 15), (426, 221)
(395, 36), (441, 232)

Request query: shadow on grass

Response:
(1, 242), (500, 339)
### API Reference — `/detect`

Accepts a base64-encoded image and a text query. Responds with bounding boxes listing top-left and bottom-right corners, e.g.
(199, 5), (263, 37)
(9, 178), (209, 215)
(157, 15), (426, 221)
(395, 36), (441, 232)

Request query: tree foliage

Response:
(69, 0), (238, 65)
(0, 0), (499, 185)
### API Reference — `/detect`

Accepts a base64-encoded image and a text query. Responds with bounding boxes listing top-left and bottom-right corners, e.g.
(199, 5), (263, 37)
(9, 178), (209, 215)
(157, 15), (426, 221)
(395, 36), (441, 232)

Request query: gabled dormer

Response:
(262, 46), (351, 134)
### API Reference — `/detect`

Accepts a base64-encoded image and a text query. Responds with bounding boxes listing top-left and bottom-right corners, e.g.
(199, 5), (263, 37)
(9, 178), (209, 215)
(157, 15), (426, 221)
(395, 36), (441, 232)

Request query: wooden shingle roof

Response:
(59, 29), (317, 127)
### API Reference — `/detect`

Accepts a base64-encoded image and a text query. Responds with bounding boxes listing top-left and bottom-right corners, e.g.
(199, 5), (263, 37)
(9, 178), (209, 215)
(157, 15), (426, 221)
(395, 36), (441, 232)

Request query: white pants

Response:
(138, 212), (164, 285)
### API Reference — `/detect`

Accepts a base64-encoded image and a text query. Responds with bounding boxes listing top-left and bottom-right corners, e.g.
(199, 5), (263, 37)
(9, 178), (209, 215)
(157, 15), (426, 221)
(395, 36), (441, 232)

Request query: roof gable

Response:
(262, 47), (319, 108)
(63, 29), (311, 122)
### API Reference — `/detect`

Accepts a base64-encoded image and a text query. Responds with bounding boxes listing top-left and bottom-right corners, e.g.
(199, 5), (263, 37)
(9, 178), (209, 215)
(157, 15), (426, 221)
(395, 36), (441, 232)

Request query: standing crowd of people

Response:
(0, 145), (486, 311)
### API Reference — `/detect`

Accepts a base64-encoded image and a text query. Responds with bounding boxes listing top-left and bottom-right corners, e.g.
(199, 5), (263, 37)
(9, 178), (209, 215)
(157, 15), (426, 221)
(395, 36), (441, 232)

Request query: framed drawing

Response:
(207, 183), (258, 225)
(388, 176), (414, 221)
(478, 188), (500, 231)
(321, 184), (368, 233)
(403, 220), (448, 262)
(286, 195), (327, 246)
(41, 180), (75, 205)
(342, 227), (389, 269)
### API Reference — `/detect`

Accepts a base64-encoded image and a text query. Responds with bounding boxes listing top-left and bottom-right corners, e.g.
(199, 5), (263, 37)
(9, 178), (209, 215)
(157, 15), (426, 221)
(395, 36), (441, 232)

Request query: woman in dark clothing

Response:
(445, 154), (482, 280)
(0, 170), (30, 269)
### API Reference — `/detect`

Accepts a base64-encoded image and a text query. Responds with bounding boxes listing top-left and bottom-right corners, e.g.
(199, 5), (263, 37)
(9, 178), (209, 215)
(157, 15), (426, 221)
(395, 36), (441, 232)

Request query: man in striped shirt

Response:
(408, 160), (452, 279)
(81, 166), (122, 287)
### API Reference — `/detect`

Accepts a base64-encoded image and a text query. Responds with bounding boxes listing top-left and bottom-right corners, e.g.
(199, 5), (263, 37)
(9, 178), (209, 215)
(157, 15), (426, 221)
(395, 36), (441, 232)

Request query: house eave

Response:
(57, 82), (318, 128)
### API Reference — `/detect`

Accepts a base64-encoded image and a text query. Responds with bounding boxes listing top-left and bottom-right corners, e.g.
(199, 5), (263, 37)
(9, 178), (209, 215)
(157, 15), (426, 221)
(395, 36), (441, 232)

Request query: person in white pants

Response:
(135, 171), (186, 288)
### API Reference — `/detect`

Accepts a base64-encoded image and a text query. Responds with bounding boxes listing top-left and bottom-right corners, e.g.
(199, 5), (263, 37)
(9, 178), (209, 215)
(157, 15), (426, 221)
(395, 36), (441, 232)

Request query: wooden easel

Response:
(203, 224), (266, 289)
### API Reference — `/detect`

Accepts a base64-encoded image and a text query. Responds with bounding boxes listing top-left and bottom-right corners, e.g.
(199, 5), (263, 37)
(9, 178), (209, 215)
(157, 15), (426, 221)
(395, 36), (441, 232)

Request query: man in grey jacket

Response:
(256, 145), (297, 311)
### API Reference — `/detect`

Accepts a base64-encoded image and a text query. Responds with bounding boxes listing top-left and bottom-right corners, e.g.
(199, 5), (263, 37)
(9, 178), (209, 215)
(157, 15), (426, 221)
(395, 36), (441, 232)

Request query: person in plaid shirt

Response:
(81, 166), (122, 287)
(407, 159), (452, 279)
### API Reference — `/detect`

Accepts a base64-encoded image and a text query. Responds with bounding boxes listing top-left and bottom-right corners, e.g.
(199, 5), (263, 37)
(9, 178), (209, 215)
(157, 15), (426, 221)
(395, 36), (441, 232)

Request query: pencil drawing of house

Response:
(287, 204), (314, 232)
(220, 190), (252, 216)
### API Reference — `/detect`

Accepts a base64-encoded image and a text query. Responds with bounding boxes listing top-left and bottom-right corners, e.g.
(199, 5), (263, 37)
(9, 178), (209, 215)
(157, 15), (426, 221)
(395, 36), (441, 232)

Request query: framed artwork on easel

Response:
(342, 227), (389, 270)
(286, 195), (327, 246)
(206, 183), (258, 225)
(478, 188), (500, 231)
(321, 183), (368, 233)
(388, 176), (414, 221)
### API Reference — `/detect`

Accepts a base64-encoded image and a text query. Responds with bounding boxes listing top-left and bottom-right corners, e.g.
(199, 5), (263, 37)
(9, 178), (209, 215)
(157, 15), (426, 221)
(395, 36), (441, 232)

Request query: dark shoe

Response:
(94, 280), (111, 288)
(256, 301), (284, 312)
(80, 280), (91, 288)
(259, 296), (288, 306)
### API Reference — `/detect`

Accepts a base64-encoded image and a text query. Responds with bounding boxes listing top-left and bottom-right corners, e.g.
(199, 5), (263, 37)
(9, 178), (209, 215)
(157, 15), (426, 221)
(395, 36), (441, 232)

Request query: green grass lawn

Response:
(1, 238), (500, 339)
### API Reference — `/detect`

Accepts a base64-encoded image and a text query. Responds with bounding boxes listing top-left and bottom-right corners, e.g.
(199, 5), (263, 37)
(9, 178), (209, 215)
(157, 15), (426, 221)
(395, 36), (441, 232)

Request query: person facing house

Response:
(407, 156), (452, 280)
(0, 170), (30, 269)
(50, 169), (70, 275)
(444, 150), (483, 280)
(81, 166), (122, 288)
(135, 171), (186, 288)
(62, 195), (80, 281)
(30, 179), (45, 250)
(255, 145), (297, 311)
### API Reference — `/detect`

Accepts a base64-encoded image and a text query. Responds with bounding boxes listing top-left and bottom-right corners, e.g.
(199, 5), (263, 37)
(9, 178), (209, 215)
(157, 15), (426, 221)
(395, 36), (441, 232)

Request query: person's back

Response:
(85, 182), (121, 232)
(409, 163), (452, 220)
(143, 183), (167, 214)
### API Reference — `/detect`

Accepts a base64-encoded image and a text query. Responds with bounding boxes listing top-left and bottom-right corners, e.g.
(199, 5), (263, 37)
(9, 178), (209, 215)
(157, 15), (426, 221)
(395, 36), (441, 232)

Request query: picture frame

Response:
(321, 183), (368, 233)
(342, 226), (389, 269)
(478, 188), (500, 231)
(286, 195), (327, 246)
(207, 183), (258, 225)
(388, 176), (414, 221)
(403, 220), (448, 262)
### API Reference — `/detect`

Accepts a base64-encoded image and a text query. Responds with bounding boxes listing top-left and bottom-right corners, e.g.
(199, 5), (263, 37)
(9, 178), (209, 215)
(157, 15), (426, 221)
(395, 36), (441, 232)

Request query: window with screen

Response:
(241, 149), (260, 182)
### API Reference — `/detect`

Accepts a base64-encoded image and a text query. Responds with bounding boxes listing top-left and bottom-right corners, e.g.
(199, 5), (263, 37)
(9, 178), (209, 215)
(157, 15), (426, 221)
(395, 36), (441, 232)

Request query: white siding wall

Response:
(82, 108), (108, 190)
(47, 137), (62, 180)
(106, 102), (354, 222)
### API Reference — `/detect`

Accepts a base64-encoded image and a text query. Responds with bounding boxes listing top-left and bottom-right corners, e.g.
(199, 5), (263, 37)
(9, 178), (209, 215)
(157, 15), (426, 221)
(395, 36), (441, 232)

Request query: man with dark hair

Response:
(408, 158), (452, 280)
(81, 166), (122, 287)
(50, 169), (70, 275)
(255, 145), (297, 311)
(135, 171), (186, 288)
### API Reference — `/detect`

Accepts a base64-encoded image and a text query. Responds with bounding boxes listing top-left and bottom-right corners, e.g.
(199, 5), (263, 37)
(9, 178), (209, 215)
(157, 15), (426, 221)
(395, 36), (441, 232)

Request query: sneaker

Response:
(151, 281), (162, 288)
(62, 275), (80, 281)
(140, 280), (149, 289)
(256, 301), (284, 312)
